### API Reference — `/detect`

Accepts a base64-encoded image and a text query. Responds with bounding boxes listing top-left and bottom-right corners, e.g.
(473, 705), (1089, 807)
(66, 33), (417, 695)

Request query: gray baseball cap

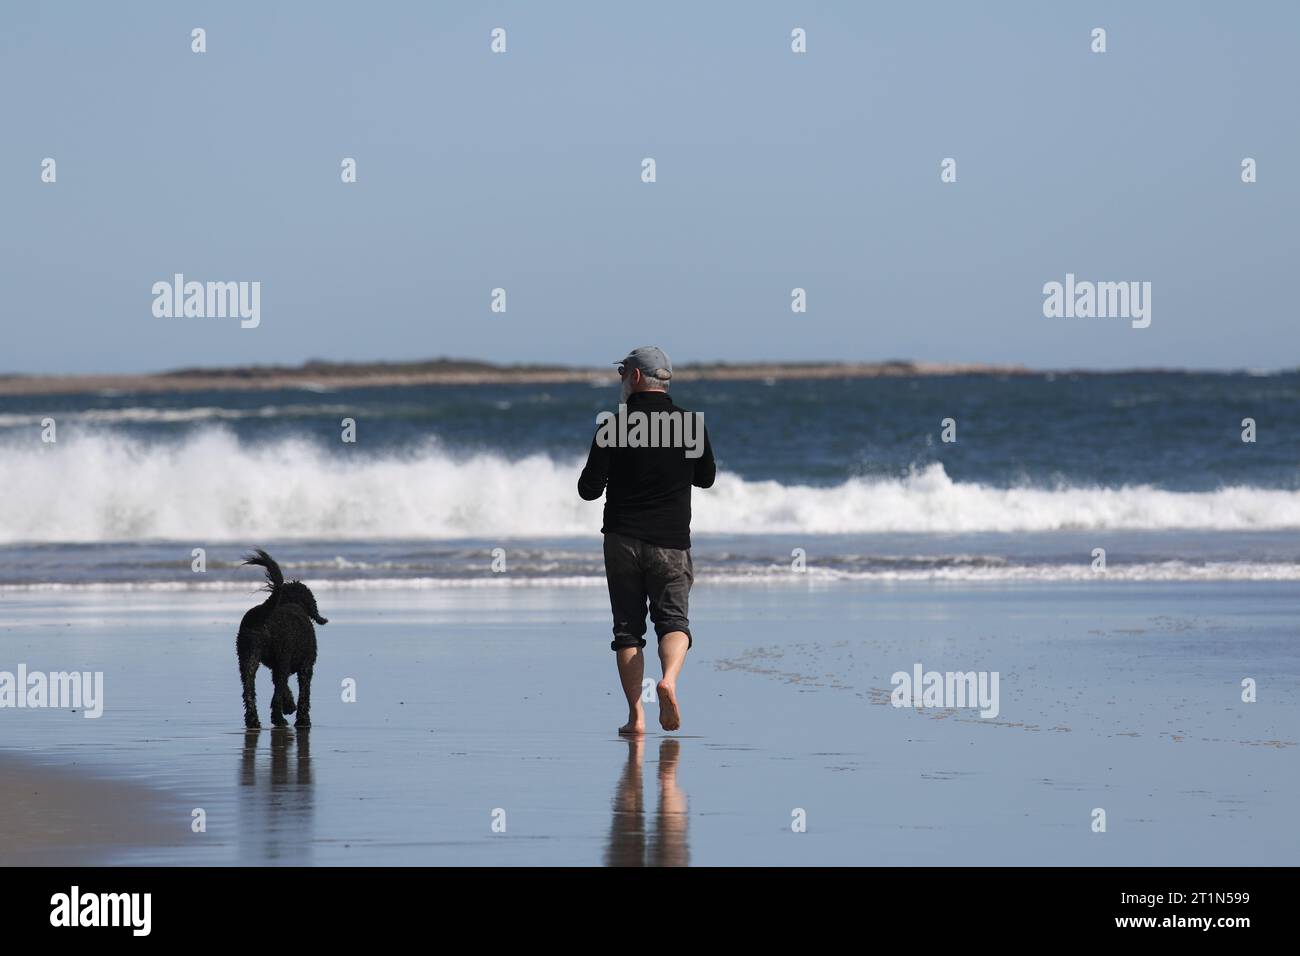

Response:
(615, 345), (672, 379)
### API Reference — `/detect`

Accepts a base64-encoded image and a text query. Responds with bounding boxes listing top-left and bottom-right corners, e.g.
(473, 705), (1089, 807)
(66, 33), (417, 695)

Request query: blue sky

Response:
(1, 1), (1295, 374)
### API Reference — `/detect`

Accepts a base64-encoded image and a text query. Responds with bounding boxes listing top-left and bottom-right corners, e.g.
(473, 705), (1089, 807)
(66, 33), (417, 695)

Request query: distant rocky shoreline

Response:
(0, 357), (1176, 397)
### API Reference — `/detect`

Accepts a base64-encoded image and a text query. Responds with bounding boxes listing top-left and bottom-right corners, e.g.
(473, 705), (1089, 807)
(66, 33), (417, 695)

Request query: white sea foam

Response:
(0, 404), (352, 427)
(2, 429), (1300, 544)
(0, 561), (1297, 593)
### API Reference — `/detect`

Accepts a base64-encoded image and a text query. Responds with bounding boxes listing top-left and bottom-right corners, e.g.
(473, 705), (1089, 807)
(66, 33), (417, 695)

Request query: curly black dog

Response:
(237, 549), (327, 729)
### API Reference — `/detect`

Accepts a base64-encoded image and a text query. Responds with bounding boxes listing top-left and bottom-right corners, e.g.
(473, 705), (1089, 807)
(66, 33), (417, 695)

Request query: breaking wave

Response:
(3, 429), (1300, 544)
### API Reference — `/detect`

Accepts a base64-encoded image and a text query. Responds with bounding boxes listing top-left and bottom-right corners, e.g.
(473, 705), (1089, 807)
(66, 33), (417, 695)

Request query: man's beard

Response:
(619, 377), (632, 403)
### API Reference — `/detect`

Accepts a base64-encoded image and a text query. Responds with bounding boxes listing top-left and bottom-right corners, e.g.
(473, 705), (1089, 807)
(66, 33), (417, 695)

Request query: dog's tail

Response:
(242, 548), (284, 600)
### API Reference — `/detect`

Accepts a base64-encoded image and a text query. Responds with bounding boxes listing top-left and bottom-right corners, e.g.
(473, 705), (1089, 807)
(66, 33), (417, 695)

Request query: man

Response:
(578, 346), (716, 735)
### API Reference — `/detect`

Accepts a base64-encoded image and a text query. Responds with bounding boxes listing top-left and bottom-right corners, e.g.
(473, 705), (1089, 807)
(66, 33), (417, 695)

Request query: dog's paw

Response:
(244, 717), (261, 729)
(294, 718), (311, 729)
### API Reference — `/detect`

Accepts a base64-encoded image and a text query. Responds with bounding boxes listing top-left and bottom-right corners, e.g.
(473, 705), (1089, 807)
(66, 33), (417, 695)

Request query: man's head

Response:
(616, 346), (672, 402)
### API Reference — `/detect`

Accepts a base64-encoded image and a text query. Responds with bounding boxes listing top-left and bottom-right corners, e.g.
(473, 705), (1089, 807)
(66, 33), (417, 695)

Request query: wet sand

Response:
(0, 754), (184, 865)
(1, 581), (1296, 865)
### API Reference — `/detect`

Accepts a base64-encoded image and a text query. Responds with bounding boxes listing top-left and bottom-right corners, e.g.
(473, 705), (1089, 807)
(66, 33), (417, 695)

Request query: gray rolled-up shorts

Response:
(603, 530), (694, 651)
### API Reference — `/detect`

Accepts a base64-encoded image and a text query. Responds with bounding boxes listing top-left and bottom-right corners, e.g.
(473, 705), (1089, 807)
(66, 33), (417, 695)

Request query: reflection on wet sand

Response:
(237, 728), (315, 864)
(604, 737), (689, 867)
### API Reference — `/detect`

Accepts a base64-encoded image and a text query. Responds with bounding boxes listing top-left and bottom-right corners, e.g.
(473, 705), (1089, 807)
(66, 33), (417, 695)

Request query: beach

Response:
(2, 0), (1295, 894)
(2, 371), (1298, 866)
(3, 578), (1295, 866)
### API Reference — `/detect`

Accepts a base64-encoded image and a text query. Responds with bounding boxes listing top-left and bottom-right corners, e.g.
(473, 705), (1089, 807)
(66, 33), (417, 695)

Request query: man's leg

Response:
(605, 532), (649, 734)
(616, 646), (646, 735)
(647, 547), (694, 732)
(656, 632), (689, 731)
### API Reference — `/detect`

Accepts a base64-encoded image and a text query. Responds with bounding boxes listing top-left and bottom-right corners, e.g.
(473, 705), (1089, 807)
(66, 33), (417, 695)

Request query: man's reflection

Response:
(605, 737), (688, 866)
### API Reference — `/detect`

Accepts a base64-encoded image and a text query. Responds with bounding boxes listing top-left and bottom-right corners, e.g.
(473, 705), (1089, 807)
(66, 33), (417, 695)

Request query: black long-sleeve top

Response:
(577, 390), (716, 550)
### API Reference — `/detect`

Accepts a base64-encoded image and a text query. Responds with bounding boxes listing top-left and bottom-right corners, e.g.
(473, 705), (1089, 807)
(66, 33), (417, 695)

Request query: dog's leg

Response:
(295, 666), (313, 728)
(240, 651), (261, 729)
(270, 669), (290, 727)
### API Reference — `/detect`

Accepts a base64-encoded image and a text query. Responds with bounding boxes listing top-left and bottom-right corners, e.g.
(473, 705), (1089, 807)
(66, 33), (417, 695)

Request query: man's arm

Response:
(693, 423), (716, 489)
(578, 431), (610, 500)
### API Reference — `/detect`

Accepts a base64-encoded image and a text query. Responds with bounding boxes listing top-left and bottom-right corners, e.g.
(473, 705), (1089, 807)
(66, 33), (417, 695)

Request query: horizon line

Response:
(0, 356), (1294, 399)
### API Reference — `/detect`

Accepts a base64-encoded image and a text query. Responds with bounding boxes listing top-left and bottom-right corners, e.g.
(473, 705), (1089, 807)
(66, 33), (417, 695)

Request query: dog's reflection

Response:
(237, 728), (315, 863)
(604, 737), (689, 867)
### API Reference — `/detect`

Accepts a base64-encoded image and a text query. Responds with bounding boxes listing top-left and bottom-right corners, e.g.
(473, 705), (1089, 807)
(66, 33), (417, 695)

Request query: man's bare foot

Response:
(619, 712), (646, 735)
(656, 680), (681, 731)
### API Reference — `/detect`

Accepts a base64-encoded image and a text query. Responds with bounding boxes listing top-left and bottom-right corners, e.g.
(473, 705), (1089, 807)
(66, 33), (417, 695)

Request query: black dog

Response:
(236, 549), (327, 729)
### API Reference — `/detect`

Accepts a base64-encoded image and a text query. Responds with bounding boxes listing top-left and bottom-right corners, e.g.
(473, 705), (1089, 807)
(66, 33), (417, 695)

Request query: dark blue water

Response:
(4, 371), (1296, 489)
(0, 372), (1297, 586)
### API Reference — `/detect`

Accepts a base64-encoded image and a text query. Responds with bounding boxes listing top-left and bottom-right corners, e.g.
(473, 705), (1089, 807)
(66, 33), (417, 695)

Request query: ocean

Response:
(0, 371), (1297, 589)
